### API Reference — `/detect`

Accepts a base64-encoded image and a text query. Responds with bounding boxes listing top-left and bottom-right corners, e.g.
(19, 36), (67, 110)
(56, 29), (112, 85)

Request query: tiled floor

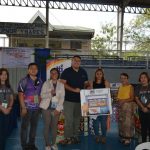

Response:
(5, 116), (138, 150)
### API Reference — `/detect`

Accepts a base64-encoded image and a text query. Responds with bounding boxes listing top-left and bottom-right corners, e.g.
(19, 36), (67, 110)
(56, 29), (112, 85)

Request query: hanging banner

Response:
(46, 58), (71, 80)
(1, 47), (34, 68)
(80, 88), (112, 117)
(0, 22), (46, 36)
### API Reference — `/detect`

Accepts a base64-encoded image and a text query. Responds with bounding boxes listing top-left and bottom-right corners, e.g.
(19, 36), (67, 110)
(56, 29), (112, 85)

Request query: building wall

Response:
(61, 41), (70, 49)
(10, 37), (92, 52)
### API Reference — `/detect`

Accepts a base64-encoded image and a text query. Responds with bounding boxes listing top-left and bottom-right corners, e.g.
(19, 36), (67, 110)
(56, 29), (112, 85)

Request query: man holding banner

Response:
(60, 55), (89, 144)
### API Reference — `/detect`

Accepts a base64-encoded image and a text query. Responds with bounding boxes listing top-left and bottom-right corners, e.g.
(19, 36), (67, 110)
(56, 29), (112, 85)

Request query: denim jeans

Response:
(93, 115), (107, 137)
(0, 113), (9, 150)
(20, 109), (39, 148)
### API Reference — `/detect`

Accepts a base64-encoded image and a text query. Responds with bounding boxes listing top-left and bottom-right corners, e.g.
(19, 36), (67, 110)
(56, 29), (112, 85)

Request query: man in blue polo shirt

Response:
(18, 63), (43, 150)
(61, 55), (89, 144)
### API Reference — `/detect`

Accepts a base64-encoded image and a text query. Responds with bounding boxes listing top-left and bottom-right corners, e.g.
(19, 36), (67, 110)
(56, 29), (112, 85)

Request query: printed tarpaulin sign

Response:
(1, 47), (34, 68)
(80, 88), (112, 117)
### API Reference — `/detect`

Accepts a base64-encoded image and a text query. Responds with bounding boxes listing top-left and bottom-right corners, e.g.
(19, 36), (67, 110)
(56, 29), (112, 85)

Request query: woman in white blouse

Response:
(40, 68), (65, 150)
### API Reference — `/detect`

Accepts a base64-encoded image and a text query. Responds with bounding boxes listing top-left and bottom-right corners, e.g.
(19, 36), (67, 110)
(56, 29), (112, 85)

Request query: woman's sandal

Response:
(60, 138), (72, 145)
(95, 136), (100, 143)
(72, 137), (81, 144)
(60, 137), (75, 145)
(123, 139), (131, 146)
(119, 138), (126, 143)
(100, 137), (106, 144)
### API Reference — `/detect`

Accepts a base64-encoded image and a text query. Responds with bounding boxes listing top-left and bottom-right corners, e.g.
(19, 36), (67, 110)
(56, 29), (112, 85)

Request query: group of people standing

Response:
(0, 55), (150, 150)
(117, 72), (150, 145)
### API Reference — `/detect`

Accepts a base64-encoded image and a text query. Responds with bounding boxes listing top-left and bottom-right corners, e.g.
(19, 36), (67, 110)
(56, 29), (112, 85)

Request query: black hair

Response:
(120, 73), (129, 79)
(0, 68), (11, 88)
(73, 55), (81, 60)
(138, 72), (150, 83)
(94, 68), (105, 84)
(28, 63), (38, 69)
(50, 68), (60, 79)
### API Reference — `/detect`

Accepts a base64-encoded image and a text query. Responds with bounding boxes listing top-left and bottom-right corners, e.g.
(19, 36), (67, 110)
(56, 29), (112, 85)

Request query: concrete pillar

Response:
(117, 6), (124, 58)
(45, 1), (49, 48)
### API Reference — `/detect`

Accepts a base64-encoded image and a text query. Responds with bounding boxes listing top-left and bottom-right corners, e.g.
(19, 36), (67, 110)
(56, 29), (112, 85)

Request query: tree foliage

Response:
(91, 23), (117, 57)
(91, 10), (150, 59)
(125, 9), (150, 51)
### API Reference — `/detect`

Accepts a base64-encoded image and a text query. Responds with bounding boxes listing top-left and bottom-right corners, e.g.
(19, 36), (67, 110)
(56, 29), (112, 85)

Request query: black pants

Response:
(20, 109), (39, 148)
(0, 113), (10, 150)
(139, 110), (150, 142)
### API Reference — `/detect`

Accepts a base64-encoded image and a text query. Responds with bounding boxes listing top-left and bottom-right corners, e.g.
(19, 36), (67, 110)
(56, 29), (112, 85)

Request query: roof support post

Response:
(45, 0), (49, 48)
(117, 6), (124, 58)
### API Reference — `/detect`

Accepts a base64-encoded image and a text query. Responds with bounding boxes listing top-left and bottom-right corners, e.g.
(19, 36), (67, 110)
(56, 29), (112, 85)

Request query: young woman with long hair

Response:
(0, 68), (14, 150)
(92, 68), (110, 144)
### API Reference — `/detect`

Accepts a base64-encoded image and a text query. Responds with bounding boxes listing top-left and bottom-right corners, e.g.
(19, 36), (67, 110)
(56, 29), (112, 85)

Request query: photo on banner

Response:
(80, 88), (112, 117)
(46, 58), (71, 80)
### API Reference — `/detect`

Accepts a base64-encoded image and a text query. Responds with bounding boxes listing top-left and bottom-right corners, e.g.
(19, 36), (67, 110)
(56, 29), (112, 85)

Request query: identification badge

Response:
(34, 95), (39, 104)
(2, 101), (8, 108)
(51, 96), (58, 109)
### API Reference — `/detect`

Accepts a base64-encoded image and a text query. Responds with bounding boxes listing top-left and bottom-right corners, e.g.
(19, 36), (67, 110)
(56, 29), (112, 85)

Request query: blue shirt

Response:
(61, 67), (88, 103)
(18, 75), (43, 110)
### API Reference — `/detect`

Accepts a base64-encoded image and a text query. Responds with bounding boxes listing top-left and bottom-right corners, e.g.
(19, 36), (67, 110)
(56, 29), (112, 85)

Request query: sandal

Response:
(119, 138), (126, 143)
(72, 137), (81, 144)
(60, 138), (72, 145)
(100, 137), (106, 144)
(123, 140), (131, 145)
(95, 136), (100, 143)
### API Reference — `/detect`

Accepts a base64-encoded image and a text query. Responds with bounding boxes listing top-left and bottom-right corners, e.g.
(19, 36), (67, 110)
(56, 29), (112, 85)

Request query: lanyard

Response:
(2, 89), (7, 100)
(53, 83), (57, 91)
(52, 82), (57, 97)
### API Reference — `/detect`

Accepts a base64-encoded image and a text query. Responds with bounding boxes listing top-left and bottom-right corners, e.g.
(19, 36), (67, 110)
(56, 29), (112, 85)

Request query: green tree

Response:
(125, 9), (150, 52)
(91, 23), (117, 58)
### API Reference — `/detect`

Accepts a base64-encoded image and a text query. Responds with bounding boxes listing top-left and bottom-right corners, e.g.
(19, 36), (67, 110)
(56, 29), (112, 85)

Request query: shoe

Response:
(60, 138), (73, 145)
(72, 137), (81, 144)
(22, 145), (28, 150)
(95, 136), (100, 144)
(28, 144), (38, 150)
(100, 137), (106, 144)
(119, 138), (126, 143)
(123, 139), (131, 146)
(45, 146), (51, 150)
(51, 144), (58, 150)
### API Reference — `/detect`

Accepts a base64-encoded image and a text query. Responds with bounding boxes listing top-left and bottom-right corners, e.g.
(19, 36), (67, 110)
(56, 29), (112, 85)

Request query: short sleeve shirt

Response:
(61, 67), (88, 103)
(0, 85), (13, 106)
(18, 75), (43, 110)
(135, 84), (150, 111)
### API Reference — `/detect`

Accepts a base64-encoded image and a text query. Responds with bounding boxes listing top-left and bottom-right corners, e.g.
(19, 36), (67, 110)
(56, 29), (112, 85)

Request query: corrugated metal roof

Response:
(53, 25), (95, 33)
(50, 0), (150, 8)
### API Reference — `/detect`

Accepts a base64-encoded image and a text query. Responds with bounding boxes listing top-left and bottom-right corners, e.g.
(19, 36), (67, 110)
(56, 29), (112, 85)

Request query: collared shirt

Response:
(61, 67), (88, 103)
(18, 75), (43, 110)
